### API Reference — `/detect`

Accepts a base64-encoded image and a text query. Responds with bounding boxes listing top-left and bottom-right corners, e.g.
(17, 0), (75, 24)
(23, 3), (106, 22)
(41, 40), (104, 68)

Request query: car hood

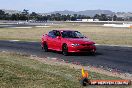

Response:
(66, 38), (95, 44)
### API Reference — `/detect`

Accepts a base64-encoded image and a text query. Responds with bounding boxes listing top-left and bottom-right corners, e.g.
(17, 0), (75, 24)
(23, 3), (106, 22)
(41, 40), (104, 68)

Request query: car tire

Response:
(43, 42), (48, 52)
(90, 51), (96, 56)
(62, 44), (68, 56)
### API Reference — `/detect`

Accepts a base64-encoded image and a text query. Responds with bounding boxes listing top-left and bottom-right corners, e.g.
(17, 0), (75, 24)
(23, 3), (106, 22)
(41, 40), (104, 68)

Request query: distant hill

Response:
(46, 10), (114, 17)
(47, 10), (76, 15)
(2, 9), (132, 18)
(0, 9), (21, 14)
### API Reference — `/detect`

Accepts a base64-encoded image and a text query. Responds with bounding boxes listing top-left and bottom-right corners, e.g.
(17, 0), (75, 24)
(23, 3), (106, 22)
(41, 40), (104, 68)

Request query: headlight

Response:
(71, 44), (80, 46)
(92, 44), (95, 46)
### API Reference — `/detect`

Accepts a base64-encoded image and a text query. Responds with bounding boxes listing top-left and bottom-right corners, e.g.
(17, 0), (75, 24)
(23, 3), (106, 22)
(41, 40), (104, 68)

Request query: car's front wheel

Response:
(90, 49), (96, 56)
(62, 44), (68, 56)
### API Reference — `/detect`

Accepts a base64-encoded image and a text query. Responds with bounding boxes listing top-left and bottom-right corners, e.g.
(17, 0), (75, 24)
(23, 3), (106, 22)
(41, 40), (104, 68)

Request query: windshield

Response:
(61, 31), (85, 38)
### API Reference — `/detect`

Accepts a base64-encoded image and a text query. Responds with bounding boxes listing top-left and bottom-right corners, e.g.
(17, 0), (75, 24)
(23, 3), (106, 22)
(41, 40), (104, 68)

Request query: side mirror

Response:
(57, 36), (61, 39)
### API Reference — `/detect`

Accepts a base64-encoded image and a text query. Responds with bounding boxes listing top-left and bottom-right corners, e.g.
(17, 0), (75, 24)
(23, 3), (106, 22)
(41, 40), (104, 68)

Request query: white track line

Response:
(35, 26), (50, 28)
(95, 44), (132, 47)
(10, 27), (32, 29)
(9, 40), (20, 42)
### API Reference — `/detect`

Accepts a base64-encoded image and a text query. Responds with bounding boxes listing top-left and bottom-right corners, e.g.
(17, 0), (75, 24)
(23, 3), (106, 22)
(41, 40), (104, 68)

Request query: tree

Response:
(0, 10), (5, 15)
(94, 14), (100, 19)
(61, 15), (67, 21)
(113, 15), (117, 21)
(71, 16), (76, 21)
(0, 10), (5, 20)
(55, 13), (61, 21)
(100, 14), (108, 21)
(30, 12), (38, 16)
(66, 14), (71, 21)
(30, 12), (38, 20)
(4, 13), (11, 20)
(21, 9), (29, 21)
(22, 9), (29, 15)
(50, 14), (56, 21)
(11, 14), (17, 20)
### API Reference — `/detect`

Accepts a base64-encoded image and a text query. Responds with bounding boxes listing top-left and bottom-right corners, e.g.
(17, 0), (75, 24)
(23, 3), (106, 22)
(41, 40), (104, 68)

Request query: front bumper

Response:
(68, 45), (96, 53)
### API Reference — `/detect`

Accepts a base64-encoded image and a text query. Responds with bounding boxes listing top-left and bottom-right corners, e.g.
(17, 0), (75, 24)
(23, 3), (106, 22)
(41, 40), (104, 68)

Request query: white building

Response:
(82, 19), (99, 22)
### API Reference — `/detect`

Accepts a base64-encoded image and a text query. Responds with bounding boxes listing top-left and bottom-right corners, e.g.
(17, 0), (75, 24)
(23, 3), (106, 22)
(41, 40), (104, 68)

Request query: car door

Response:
(53, 31), (62, 51)
(47, 31), (56, 49)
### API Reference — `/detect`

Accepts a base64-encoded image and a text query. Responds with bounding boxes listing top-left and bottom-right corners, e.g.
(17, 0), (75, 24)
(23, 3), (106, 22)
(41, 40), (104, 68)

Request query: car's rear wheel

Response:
(62, 44), (68, 56)
(42, 42), (48, 52)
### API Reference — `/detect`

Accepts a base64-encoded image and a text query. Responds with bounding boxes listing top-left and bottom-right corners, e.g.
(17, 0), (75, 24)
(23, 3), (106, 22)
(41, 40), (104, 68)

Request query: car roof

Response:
(53, 30), (77, 32)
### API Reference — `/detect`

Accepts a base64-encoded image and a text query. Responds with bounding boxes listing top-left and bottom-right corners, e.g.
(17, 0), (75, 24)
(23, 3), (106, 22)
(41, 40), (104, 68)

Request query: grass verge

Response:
(0, 51), (131, 88)
(0, 23), (132, 45)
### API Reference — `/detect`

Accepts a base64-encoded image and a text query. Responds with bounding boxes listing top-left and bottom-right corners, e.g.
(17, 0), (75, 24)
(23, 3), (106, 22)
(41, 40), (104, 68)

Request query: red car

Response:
(41, 30), (96, 56)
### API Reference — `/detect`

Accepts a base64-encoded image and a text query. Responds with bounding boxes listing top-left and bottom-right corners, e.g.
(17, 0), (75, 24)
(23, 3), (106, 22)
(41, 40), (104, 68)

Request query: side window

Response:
(48, 30), (61, 38)
(54, 31), (61, 36)
(48, 31), (56, 38)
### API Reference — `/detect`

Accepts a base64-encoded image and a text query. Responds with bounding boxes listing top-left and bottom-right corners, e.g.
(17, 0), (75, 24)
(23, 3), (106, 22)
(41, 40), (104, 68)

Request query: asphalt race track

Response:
(0, 40), (132, 73)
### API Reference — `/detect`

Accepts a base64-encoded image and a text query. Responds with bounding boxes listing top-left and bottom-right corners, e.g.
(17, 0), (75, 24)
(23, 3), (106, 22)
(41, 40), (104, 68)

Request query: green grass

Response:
(0, 52), (81, 88)
(0, 52), (131, 88)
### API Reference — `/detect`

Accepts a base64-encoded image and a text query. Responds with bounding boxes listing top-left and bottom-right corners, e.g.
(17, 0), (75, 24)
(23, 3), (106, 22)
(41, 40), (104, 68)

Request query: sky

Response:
(0, 0), (132, 13)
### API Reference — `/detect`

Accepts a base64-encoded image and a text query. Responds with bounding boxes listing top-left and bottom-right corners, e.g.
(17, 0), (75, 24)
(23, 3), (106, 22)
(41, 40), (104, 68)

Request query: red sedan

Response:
(41, 30), (96, 56)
